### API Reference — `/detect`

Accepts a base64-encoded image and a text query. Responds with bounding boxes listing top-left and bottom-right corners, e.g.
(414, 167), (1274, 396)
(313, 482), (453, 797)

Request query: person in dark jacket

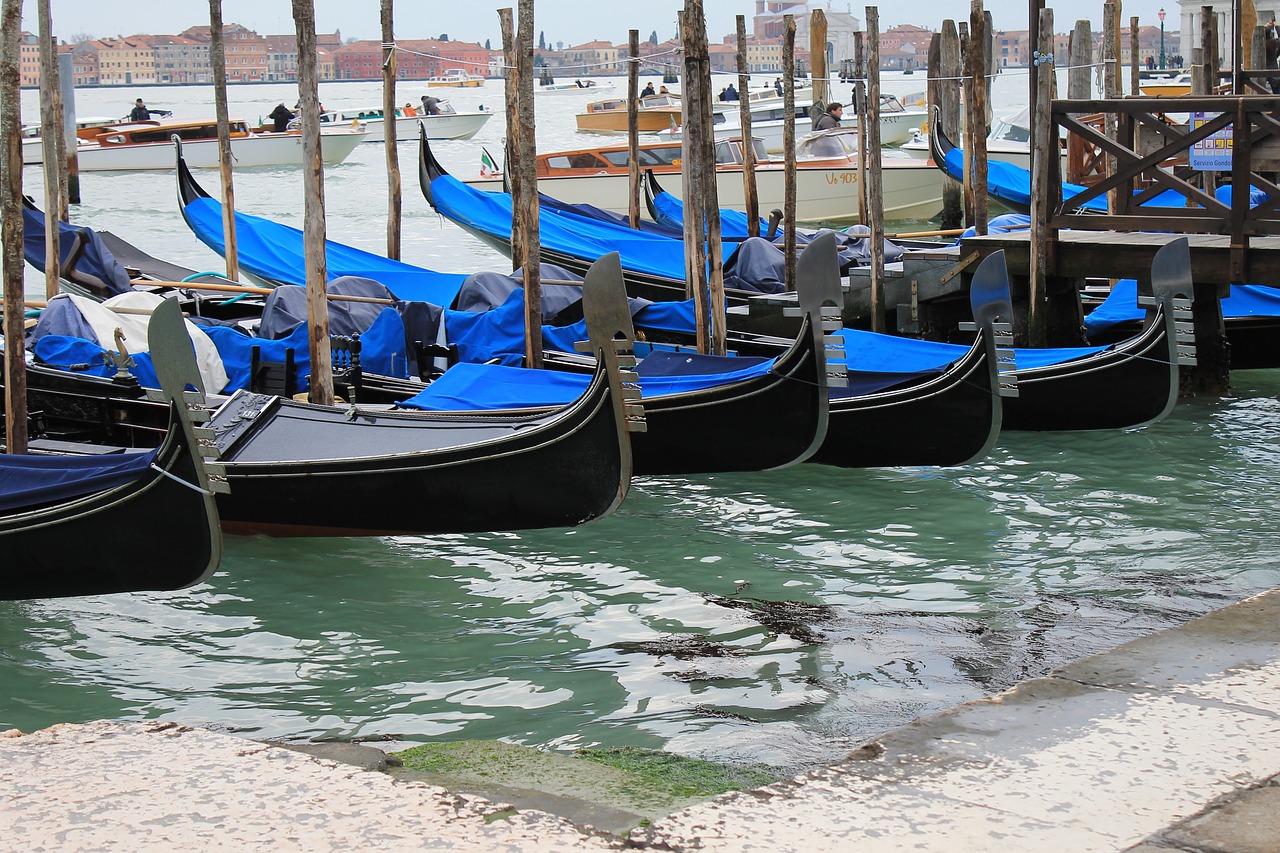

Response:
(268, 103), (295, 132)
(641, 82), (656, 98)
(723, 83), (738, 101)
(813, 101), (843, 131)
(129, 98), (169, 122)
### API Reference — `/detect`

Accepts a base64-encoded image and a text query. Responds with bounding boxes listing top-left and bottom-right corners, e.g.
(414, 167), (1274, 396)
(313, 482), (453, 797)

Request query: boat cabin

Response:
(535, 137), (768, 176)
(584, 93), (682, 114)
(78, 118), (252, 146)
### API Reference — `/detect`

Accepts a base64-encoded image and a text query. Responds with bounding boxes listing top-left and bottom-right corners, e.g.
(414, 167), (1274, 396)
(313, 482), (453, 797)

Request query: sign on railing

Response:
(1189, 111), (1232, 171)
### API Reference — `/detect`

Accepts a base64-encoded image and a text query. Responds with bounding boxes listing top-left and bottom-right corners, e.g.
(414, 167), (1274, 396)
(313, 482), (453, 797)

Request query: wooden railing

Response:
(1045, 96), (1280, 279)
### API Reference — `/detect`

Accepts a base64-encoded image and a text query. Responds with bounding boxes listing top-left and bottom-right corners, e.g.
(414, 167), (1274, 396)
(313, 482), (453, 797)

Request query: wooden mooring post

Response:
(381, 0), (402, 260)
(3, 0), (28, 453)
(865, 6), (885, 333)
(966, 0), (989, 236)
(1028, 6), (1054, 347)
(937, 20), (962, 230)
(37, 0), (61, 300)
(57, 50), (77, 207)
(852, 31), (868, 225)
(209, 0), (240, 283)
(500, 9), (523, 270)
(782, 14), (797, 292)
(291, 0), (333, 406)
(1130, 17), (1141, 98)
(516, 0), (541, 368)
(627, 29), (641, 230)
(810, 8), (828, 117)
(736, 15), (760, 236)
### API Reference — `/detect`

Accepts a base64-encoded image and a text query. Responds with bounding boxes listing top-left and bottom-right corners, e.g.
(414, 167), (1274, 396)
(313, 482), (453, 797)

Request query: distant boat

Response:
(21, 115), (117, 165)
(321, 102), (492, 142)
(575, 93), (683, 134)
(1138, 69), (1192, 96)
(57, 117), (366, 171)
(425, 69), (486, 88)
(537, 78), (616, 94)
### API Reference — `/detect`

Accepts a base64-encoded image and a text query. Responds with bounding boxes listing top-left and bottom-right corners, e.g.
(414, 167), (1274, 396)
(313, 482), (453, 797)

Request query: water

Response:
(5, 73), (1279, 772)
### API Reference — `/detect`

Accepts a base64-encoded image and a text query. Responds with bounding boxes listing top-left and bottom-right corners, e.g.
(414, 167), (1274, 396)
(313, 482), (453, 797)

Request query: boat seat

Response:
(414, 340), (458, 380)
(330, 334), (363, 403)
(249, 345), (298, 398)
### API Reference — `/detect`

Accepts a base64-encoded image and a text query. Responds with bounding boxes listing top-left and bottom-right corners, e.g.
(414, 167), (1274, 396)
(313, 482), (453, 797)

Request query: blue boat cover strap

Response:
(0, 446), (160, 512)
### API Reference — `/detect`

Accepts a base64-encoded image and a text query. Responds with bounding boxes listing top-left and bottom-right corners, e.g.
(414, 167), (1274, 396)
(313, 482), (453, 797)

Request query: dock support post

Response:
(516, 0), (541, 368)
(782, 15), (797, 293)
(57, 51), (77, 208)
(736, 15), (760, 236)
(627, 29), (640, 230)
(966, 0), (989, 236)
(1028, 6), (1054, 348)
(865, 7), (885, 334)
(500, 8), (523, 271)
(2, 0), (28, 453)
(37, 0), (61, 300)
(852, 31), (868, 226)
(937, 21), (962, 230)
(210, 0), (240, 283)
(381, 0), (401, 260)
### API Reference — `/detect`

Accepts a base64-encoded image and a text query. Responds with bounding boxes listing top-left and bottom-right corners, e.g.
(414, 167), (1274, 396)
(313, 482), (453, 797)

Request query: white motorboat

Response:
(425, 69), (485, 88)
(321, 102), (492, 142)
(22, 116), (117, 165)
(61, 118), (366, 171)
(901, 107), (1043, 170)
(661, 93), (926, 153)
(536, 78), (616, 94)
(462, 131), (943, 224)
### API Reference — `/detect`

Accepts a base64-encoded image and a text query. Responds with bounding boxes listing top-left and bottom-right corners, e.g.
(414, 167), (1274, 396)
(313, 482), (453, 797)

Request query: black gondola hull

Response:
(0, 401), (221, 599)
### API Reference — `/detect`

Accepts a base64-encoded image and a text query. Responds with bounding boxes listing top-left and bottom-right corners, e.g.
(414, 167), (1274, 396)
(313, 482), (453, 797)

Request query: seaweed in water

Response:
(611, 635), (745, 659)
(703, 594), (837, 644)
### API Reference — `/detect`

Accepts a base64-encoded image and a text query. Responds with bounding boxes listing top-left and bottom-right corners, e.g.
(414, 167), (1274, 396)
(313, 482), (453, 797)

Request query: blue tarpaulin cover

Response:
(0, 447), (159, 512)
(182, 196), (467, 305)
(22, 203), (132, 295)
(1083, 279), (1280, 336)
(429, 172), (744, 288)
(397, 349), (779, 412)
(832, 327), (1108, 372)
(943, 148), (1269, 211)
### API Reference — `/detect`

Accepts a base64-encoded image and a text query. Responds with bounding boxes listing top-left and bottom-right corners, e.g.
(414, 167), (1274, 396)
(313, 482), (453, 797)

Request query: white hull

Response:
(347, 112), (492, 143)
(42, 128), (366, 171)
(667, 109), (928, 154)
(537, 82), (616, 95)
(466, 162), (944, 225)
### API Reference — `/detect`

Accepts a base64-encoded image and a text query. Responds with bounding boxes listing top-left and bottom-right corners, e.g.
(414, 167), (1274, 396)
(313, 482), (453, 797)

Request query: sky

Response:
(29, 0), (1184, 49)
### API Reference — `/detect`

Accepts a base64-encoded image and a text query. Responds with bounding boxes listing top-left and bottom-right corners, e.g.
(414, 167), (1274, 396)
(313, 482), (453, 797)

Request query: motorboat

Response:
(320, 102), (492, 142)
(21, 116), (117, 165)
(575, 93), (683, 134)
(1139, 70), (1193, 96)
(425, 69), (486, 87)
(65, 117), (366, 171)
(902, 107), (1039, 169)
(537, 77), (616, 94)
(463, 130), (944, 224)
(662, 92), (926, 153)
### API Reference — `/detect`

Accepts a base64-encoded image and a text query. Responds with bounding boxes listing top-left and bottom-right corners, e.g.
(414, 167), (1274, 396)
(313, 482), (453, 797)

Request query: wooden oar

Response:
(135, 279), (398, 306)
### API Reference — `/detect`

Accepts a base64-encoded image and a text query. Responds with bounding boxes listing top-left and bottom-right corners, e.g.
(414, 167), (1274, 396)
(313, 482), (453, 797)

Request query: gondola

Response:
(1, 299), (225, 599)
(419, 128), (704, 304)
(11, 255), (645, 537)
(172, 159), (832, 475)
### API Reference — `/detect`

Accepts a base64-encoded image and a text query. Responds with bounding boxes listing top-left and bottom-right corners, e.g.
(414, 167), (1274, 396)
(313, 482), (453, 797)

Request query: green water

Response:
(6, 78), (1280, 772)
(4, 373), (1277, 770)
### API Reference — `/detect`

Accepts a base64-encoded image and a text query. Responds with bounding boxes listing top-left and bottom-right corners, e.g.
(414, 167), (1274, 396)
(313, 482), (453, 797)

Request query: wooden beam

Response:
(1029, 6), (1055, 347)
(499, 8), (523, 271)
(627, 29), (641, 230)
(939, 20), (962, 230)
(967, 0), (989, 236)
(783, 15), (797, 292)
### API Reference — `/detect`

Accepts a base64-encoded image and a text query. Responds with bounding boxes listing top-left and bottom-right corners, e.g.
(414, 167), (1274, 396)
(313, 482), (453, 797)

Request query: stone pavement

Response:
(2, 588), (1278, 852)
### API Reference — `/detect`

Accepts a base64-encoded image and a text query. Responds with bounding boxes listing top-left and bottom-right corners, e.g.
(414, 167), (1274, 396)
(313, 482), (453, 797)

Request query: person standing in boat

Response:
(813, 101), (843, 131)
(268, 103), (295, 132)
(129, 98), (169, 122)
(723, 82), (738, 101)
(641, 81), (656, 98)
(420, 94), (441, 116)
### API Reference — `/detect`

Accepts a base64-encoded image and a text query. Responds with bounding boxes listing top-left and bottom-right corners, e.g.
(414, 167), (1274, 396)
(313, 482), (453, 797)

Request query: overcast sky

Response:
(29, 0), (1185, 49)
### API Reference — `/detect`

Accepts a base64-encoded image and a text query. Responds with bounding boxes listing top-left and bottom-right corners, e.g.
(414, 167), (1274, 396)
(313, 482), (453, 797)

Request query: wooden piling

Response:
(736, 15), (759, 237)
(37, 0), (61, 300)
(680, 8), (708, 348)
(1112, 1), (1124, 94)
(810, 8), (829, 110)
(1103, 1), (1119, 212)
(1028, 0), (1043, 117)
(57, 51), (77, 208)
(1130, 17), (1141, 97)
(1067, 20), (1092, 184)
(499, 9), (523, 271)
(381, 0), (402, 260)
(865, 6), (886, 333)
(291, 0), (333, 406)
(687, 1), (725, 356)
(1028, 6), (1054, 348)
(782, 15), (797, 293)
(852, 31), (868, 225)
(208, 0), (239, 283)
(2, 0), (28, 453)
(1198, 7), (1219, 196)
(627, 29), (641, 230)
(958, 21), (973, 226)
(967, 0), (989, 236)
(516, 0), (541, 369)
(939, 20), (962, 230)
(1243, 0), (1257, 72)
